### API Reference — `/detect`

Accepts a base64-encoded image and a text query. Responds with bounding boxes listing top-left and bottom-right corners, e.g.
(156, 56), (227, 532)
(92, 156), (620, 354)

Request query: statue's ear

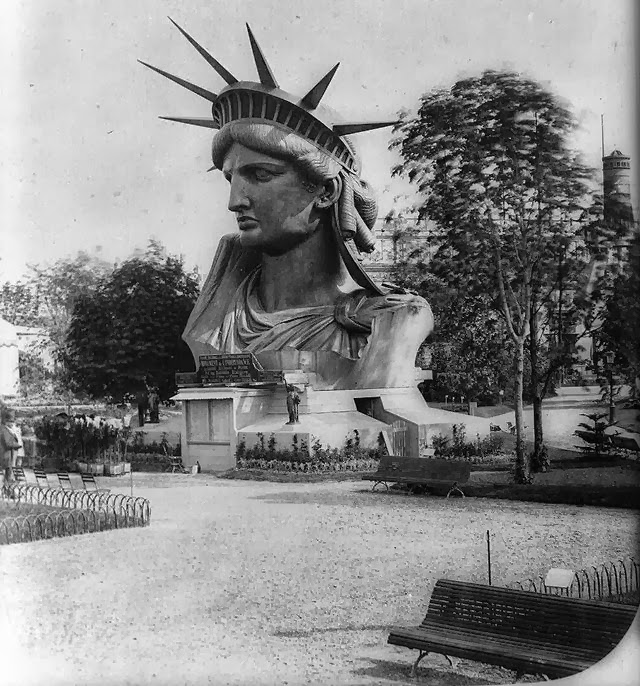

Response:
(315, 177), (341, 209)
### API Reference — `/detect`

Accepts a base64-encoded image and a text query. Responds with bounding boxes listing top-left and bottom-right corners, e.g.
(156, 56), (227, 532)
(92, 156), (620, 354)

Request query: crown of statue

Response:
(140, 19), (396, 174)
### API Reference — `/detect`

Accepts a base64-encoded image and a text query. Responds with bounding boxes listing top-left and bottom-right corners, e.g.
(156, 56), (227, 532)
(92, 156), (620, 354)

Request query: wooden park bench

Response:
(362, 456), (471, 498)
(611, 433), (640, 459)
(388, 578), (636, 680)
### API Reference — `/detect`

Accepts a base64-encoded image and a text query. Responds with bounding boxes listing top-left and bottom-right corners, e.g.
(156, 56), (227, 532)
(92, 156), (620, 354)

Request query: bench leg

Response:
(444, 654), (456, 668)
(410, 650), (428, 678)
(446, 482), (465, 498)
(371, 481), (389, 492)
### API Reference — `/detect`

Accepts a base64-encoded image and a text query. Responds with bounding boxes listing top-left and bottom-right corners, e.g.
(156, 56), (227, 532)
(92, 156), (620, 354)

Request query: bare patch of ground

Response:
(1, 475), (638, 686)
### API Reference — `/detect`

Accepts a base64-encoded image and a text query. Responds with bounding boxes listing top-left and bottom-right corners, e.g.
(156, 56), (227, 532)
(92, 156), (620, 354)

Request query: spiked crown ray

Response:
(140, 19), (397, 173)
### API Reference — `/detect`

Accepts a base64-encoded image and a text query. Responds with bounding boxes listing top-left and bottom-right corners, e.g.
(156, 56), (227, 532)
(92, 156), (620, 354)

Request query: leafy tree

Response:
(0, 281), (41, 326)
(1, 252), (112, 397)
(392, 251), (514, 404)
(597, 231), (640, 386)
(27, 251), (113, 362)
(65, 241), (199, 401)
(391, 70), (605, 482)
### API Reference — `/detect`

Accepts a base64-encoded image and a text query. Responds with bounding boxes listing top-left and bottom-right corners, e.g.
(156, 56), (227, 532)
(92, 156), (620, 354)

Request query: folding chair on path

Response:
(33, 468), (50, 489)
(57, 472), (74, 491)
(80, 473), (110, 493)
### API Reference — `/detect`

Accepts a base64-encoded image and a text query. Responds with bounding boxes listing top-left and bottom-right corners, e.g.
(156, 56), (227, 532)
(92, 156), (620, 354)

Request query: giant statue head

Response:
(141, 22), (433, 389)
(140, 20), (397, 294)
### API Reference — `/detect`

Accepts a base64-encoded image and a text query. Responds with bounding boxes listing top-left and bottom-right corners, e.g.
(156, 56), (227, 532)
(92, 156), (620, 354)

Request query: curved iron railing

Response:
(1, 483), (150, 545)
(512, 558), (639, 602)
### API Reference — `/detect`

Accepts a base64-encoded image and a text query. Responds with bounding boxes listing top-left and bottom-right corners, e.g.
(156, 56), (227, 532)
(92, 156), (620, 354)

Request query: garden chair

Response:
(33, 469), (51, 489)
(22, 468), (39, 486)
(80, 473), (110, 494)
(11, 466), (26, 482)
(56, 473), (75, 491)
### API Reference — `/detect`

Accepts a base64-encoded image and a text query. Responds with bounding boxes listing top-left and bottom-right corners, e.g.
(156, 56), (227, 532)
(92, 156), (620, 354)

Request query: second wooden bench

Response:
(362, 456), (471, 497)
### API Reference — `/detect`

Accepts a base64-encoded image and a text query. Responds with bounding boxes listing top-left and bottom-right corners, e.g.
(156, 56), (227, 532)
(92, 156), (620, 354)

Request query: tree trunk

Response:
(529, 306), (549, 472)
(513, 339), (531, 483)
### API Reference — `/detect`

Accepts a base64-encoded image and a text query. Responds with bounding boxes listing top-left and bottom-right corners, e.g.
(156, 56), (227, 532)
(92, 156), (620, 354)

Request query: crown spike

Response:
(300, 63), (339, 110)
(160, 116), (220, 129)
(139, 60), (218, 103)
(168, 17), (238, 85)
(245, 24), (279, 88)
(333, 121), (397, 136)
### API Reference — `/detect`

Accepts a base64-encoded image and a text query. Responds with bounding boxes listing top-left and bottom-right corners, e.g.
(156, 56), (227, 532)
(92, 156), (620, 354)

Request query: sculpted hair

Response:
(211, 121), (378, 253)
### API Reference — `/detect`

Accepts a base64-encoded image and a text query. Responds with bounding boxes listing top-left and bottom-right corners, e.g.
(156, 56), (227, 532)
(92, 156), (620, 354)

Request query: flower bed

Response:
(237, 457), (380, 472)
(235, 431), (385, 473)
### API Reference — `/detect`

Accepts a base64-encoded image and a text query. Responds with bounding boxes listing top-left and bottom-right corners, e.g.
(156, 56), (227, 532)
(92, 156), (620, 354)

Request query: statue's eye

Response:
(253, 168), (274, 181)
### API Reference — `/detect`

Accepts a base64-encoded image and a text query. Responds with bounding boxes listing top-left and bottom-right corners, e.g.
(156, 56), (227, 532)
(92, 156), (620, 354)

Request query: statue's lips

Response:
(237, 217), (258, 230)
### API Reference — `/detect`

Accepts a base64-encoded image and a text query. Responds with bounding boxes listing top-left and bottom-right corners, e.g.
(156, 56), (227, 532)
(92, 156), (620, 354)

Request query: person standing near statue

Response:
(148, 387), (160, 424)
(1, 402), (22, 483)
(134, 383), (149, 427)
(285, 385), (300, 425)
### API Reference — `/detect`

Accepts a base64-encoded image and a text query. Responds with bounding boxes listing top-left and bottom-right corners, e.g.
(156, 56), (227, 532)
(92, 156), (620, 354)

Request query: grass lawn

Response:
(0, 500), (65, 519)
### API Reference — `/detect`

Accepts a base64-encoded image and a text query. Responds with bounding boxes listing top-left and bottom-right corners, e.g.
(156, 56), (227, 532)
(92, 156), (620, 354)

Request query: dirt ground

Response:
(1, 475), (638, 686)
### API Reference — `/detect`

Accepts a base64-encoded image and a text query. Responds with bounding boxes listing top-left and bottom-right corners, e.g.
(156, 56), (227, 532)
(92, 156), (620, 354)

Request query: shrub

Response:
(432, 425), (505, 462)
(235, 431), (385, 472)
(31, 415), (180, 462)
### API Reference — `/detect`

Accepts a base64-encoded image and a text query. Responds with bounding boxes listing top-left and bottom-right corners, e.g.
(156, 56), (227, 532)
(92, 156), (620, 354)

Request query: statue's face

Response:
(222, 143), (324, 256)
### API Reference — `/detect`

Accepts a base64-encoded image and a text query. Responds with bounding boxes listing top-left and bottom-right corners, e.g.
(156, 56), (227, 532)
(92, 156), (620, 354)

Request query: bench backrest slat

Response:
(375, 456), (470, 482)
(424, 579), (634, 654)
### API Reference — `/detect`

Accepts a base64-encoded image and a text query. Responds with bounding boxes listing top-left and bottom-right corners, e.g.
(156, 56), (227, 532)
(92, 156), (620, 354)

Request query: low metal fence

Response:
(512, 558), (639, 603)
(1, 483), (150, 545)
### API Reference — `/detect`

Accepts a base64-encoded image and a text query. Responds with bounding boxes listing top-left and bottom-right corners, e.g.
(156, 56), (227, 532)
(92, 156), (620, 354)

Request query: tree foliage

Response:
(391, 70), (605, 481)
(27, 251), (113, 360)
(598, 232), (640, 384)
(64, 241), (199, 401)
(0, 281), (41, 326)
(392, 253), (514, 403)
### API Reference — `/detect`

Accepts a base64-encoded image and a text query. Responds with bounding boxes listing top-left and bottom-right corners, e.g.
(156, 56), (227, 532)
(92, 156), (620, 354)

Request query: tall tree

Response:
(27, 251), (113, 362)
(392, 250), (515, 404)
(391, 70), (602, 482)
(65, 241), (199, 401)
(597, 231), (640, 386)
(0, 281), (41, 326)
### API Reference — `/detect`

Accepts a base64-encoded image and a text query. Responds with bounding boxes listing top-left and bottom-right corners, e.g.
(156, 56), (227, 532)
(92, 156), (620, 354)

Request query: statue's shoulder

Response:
(335, 288), (432, 333)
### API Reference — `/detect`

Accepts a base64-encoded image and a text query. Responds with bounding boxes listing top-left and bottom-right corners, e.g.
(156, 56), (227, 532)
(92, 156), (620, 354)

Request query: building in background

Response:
(0, 318), (19, 398)
(362, 215), (435, 284)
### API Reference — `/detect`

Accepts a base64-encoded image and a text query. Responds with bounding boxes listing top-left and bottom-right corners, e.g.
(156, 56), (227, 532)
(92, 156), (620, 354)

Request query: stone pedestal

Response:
(173, 371), (494, 471)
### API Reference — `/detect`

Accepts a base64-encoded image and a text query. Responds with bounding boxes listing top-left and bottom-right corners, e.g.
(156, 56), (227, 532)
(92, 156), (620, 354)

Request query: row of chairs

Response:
(11, 467), (110, 494)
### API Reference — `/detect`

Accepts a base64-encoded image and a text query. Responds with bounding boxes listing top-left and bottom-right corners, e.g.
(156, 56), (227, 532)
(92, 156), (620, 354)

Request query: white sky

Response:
(1, 0), (637, 282)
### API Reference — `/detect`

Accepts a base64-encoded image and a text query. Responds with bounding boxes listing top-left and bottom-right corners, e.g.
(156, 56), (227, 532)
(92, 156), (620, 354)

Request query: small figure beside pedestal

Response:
(285, 385), (300, 425)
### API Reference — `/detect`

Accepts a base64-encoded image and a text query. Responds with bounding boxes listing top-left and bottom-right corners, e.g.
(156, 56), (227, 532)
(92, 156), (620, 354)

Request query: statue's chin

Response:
(238, 234), (306, 258)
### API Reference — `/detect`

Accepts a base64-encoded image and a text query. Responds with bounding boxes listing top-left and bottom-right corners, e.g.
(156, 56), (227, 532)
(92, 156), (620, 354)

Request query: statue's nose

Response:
(228, 177), (250, 212)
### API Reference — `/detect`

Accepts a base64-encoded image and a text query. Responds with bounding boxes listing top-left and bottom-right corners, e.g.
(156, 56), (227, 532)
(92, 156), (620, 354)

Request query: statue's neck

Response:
(258, 222), (355, 312)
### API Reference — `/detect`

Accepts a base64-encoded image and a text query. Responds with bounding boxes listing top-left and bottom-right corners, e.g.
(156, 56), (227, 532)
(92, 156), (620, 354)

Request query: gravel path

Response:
(1, 477), (638, 686)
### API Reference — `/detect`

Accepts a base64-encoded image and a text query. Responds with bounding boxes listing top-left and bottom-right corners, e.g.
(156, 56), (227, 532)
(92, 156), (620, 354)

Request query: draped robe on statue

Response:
(183, 234), (433, 390)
